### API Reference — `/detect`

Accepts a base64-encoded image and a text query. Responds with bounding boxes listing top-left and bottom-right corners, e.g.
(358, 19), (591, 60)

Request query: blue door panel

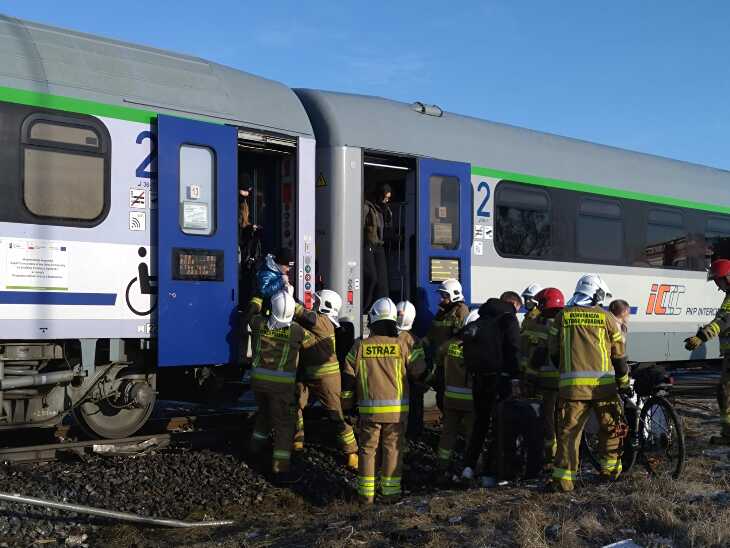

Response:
(414, 158), (472, 335)
(157, 115), (238, 367)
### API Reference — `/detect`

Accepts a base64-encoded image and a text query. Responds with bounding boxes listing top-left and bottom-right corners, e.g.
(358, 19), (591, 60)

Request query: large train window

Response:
(495, 182), (551, 258)
(429, 175), (460, 249)
(644, 209), (688, 268)
(576, 198), (623, 262)
(21, 113), (110, 224)
(179, 145), (216, 236)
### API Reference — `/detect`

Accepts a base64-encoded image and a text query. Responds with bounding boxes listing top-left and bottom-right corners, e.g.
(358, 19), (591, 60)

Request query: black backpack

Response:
(461, 316), (504, 375)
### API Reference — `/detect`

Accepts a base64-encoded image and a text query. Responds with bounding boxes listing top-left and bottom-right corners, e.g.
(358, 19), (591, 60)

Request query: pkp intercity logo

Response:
(646, 283), (685, 316)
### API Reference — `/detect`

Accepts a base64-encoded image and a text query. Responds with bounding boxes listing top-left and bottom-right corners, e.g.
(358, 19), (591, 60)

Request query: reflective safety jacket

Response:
(549, 305), (628, 401)
(434, 339), (473, 411)
(249, 315), (309, 393)
(522, 314), (559, 390)
(697, 294), (730, 356)
(294, 305), (340, 380)
(520, 307), (543, 373)
(424, 302), (470, 354)
(343, 335), (426, 423)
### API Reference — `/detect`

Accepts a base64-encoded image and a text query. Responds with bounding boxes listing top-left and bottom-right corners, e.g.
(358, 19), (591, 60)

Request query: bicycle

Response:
(580, 363), (686, 479)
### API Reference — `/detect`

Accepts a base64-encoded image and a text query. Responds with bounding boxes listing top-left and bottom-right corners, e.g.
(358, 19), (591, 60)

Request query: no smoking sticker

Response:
(130, 188), (147, 209)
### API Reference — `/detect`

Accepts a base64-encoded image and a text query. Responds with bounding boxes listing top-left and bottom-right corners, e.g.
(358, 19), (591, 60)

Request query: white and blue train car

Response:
(297, 89), (730, 367)
(0, 16), (316, 437)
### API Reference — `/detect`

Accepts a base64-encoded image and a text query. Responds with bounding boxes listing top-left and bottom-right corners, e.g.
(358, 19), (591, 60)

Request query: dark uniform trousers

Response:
(251, 390), (298, 473)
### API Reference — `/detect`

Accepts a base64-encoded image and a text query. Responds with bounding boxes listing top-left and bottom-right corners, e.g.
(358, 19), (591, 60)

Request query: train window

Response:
(706, 217), (730, 263)
(644, 209), (688, 268)
(576, 198), (623, 262)
(179, 145), (216, 236)
(495, 183), (551, 258)
(429, 175), (459, 249)
(23, 117), (108, 221)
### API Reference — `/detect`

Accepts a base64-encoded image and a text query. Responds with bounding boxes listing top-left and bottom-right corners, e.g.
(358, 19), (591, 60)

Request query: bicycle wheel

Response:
(638, 396), (685, 479)
(580, 409), (637, 474)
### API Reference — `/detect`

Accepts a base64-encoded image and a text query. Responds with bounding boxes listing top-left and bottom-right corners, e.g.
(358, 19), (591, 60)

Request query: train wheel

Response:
(73, 367), (156, 439)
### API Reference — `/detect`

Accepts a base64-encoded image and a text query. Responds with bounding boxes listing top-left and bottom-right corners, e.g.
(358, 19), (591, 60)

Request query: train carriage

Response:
(296, 89), (730, 365)
(0, 15), (315, 437)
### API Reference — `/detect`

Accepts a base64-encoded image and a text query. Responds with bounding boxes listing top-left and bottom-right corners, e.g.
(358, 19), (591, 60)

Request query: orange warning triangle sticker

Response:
(317, 173), (327, 187)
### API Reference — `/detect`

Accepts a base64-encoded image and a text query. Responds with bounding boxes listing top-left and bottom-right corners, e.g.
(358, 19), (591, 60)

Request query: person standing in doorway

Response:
(363, 185), (392, 311)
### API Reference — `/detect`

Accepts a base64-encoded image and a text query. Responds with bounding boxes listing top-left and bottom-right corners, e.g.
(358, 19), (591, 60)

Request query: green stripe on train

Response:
(472, 165), (730, 215)
(0, 85), (155, 123)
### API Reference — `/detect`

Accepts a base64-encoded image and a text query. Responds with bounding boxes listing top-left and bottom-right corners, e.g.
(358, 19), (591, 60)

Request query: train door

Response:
(237, 132), (315, 310)
(414, 158), (472, 334)
(157, 115), (238, 367)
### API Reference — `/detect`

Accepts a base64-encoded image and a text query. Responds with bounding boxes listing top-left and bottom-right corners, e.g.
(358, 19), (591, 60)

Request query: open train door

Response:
(415, 158), (472, 334)
(157, 115), (238, 366)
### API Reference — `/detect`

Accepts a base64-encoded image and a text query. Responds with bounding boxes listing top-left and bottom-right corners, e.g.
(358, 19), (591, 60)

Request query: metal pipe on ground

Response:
(0, 371), (74, 390)
(0, 492), (235, 528)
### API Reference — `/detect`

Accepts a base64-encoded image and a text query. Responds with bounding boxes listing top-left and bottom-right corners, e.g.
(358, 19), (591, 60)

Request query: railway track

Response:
(0, 408), (252, 464)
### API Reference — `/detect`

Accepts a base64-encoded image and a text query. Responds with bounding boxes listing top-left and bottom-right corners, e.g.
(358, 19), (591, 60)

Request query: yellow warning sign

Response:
(317, 173), (327, 187)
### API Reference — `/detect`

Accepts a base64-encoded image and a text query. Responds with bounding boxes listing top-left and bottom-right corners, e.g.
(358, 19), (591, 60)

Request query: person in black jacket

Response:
(460, 295), (522, 486)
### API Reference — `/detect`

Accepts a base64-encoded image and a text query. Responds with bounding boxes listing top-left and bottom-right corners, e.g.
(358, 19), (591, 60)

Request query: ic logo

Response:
(646, 284), (685, 315)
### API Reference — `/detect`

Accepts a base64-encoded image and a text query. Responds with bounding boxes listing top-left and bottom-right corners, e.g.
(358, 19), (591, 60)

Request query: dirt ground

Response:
(91, 398), (730, 548)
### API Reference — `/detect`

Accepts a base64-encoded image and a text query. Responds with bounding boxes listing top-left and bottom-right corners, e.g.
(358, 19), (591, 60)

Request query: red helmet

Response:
(535, 287), (565, 311)
(708, 259), (730, 281)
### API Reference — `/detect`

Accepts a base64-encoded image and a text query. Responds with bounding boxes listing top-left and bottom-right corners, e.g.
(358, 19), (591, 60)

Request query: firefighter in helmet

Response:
(522, 287), (565, 466)
(342, 298), (426, 504)
(685, 258), (730, 444)
(549, 274), (629, 492)
(293, 289), (358, 469)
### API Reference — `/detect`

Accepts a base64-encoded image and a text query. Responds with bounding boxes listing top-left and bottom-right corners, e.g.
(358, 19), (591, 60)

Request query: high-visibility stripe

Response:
(306, 361), (340, 377)
(359, 398), (409, 407)
(250, 297), (263, 307)
(561, 371), (614, 379)
(252, 368), (296, 384)
(562, 327), (572, 373)
(616, 372), (629, 385)
(409, 347), (426, 362)
(559, 374), (616, 388)
(438, 448), (452, 460)
(340, 430), (357, 445)
(346, 350), (356, 365)
(359, 358), (369, 401)
(523, 330), (549, 340)
(709, 322), (721, 337)
(381, 476), (401, 495)
(252, 332), (263, 368)
(359, 405), (409, 414)
(341, 391), (354, 399)
(296, 417), (304, 430)
(598, 329), (609, 372)
(610, 331), (623, 343)
(394, 359), (403, 403)
(357, 476), (376, 496)
(552, 467), (576, 481)
(277, 338), (291, 371)
(273, 450), (291, 461)
(447, 343), (464, 358)
(445, 391), (473, 401)
(252, 431), (268, 440)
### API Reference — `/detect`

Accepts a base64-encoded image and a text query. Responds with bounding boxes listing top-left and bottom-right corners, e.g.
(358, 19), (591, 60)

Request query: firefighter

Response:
(522, 287), (565, 465)
(522, 283), (543, 321)
(397, 301), (427, 438)
(423, 279), (470, 410)
(342, 298), (427, 504)
(435, 309), (480, 479)
(685, 259), (730, 444)
(548, 274), (629, 492)
(293, 290), (358, 469)
(249, 290), (309, 483)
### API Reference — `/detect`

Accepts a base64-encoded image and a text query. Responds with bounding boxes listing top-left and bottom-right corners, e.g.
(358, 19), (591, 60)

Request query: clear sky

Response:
(1, 1), (728, 170)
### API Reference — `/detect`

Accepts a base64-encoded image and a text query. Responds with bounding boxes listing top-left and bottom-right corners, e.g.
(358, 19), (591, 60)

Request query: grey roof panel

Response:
(295, 89), (730, 203)
(0, 15), (313, 136)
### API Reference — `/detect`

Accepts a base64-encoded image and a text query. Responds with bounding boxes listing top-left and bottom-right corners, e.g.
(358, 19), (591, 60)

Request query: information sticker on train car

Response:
(172, 248), (224, 281)
(182, 202), (209, 230)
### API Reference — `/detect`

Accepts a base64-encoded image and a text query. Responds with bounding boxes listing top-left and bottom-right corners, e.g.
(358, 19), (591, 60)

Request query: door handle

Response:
(168, 292), (177, 299)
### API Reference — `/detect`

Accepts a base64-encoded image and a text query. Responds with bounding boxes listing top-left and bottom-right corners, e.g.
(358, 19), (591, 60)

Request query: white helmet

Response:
(522, 283), (543, 300)
(315, 289), (342, 327)
(437, 278), (464, 303)
(465, 309), (480, 325)
(268, 290), (296, 330)
(574, 274), (612, 306)
(396, 301), (416, 331)
(369, 297), (398, 325)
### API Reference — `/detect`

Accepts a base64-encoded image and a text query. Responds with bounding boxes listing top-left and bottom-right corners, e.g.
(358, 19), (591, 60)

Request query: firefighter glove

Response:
(618, 383), (634, 399)
(684, 336), (703, 351)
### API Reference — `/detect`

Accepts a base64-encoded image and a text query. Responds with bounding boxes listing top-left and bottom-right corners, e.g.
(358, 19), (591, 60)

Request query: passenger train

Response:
(0, 15), (727, 438)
